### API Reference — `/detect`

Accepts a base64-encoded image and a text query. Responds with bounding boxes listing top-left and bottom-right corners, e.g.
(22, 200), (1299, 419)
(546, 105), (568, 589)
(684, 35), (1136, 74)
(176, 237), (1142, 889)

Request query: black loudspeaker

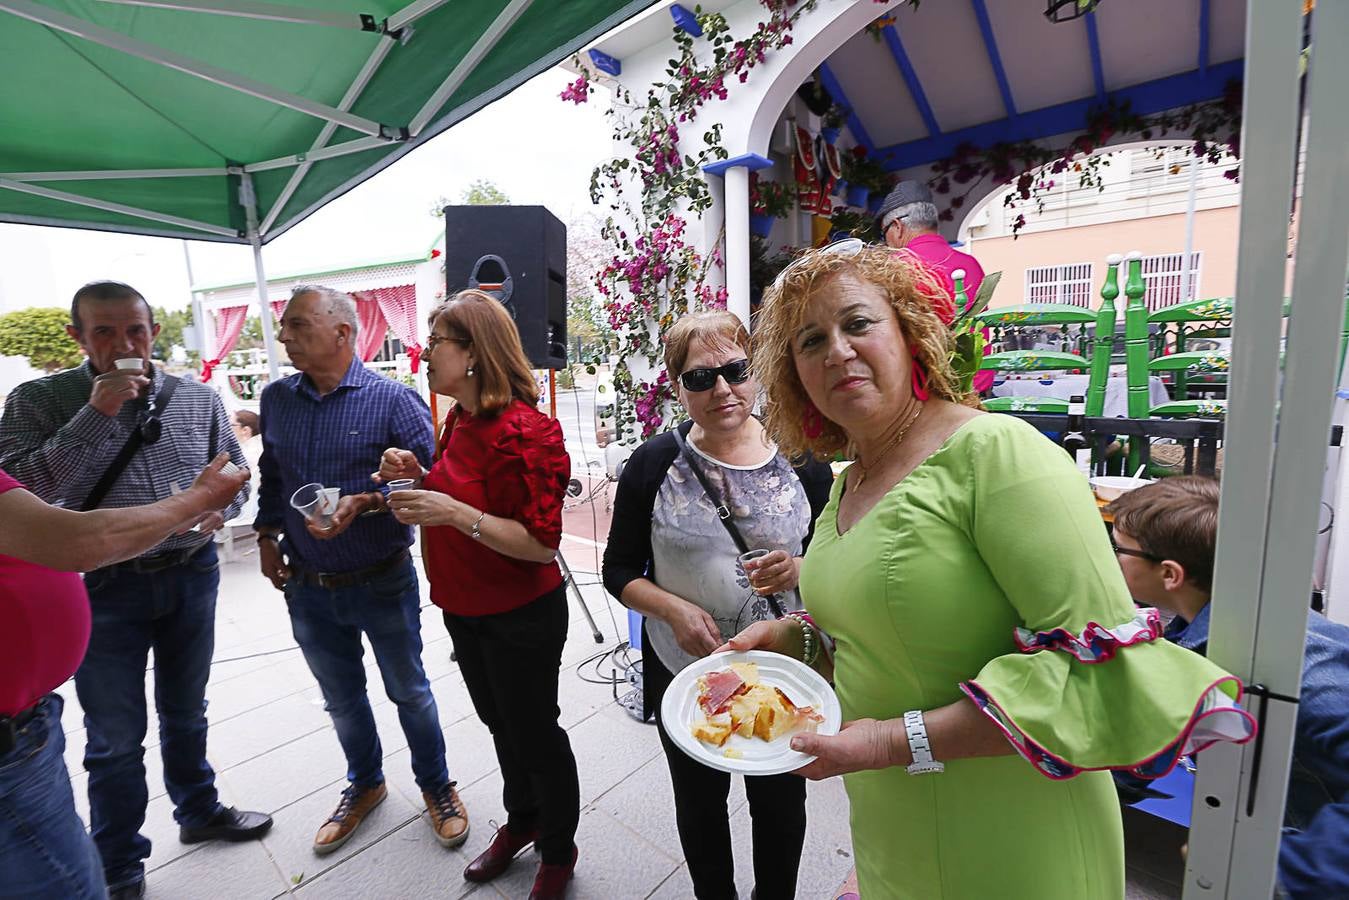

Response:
(442, 205), (567, 370)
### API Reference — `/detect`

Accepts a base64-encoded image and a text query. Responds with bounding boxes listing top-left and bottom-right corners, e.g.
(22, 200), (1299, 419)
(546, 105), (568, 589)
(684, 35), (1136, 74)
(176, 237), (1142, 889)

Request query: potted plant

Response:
(841, 147), (893, 209)
(821, 103), (849, 144)
(829, 207), (882, 244)
(750, 177), (796, 237)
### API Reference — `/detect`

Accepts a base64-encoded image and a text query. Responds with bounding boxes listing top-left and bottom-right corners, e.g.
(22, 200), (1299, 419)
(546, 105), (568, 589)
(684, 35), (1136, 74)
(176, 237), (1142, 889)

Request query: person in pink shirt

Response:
(877, 181), (994, 393)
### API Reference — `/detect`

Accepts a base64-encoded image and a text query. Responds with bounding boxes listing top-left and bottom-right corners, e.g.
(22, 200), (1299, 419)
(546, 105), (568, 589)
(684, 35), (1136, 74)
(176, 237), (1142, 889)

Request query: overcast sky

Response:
(0, 68), (614, 314)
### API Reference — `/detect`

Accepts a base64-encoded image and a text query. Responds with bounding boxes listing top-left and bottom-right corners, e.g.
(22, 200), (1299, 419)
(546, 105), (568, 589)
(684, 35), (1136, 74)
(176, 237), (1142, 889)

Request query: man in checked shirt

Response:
(0, 281), (272, 900)
(254, 285), (468, 857)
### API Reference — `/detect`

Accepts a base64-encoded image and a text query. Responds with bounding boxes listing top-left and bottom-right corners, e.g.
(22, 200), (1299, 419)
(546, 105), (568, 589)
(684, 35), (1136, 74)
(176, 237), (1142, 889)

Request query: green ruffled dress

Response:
(800, 414), (1253, 900)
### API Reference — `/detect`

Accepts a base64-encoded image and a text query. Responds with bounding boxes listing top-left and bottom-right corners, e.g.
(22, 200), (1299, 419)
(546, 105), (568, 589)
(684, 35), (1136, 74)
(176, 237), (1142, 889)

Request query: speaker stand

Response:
(558, 551), (605, 644)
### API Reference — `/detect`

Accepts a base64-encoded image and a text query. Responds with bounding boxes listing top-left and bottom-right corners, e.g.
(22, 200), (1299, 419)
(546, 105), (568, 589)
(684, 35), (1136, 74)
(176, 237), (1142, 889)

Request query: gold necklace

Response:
(852, 402), (924, 488)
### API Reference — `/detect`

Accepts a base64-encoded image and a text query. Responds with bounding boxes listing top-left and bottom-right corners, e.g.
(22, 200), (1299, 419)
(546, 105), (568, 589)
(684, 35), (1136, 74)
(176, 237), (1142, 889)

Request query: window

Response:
(372, 333), (404, 363)
(1129, 148), (1197, 198)
(1140, 252), (1202, 311)
(1024, 262), (1095, 308)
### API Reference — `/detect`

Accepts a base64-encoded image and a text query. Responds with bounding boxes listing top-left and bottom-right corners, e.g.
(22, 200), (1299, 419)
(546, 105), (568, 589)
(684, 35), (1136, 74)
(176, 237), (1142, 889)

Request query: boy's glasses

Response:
(1111, 539), (1162, 563)
(679, 358), (751, 392)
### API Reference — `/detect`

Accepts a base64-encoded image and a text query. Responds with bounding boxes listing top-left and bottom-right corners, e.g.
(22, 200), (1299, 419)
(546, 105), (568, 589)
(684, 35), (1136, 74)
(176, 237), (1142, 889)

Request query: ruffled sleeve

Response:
(487, 402), (570, 549)
(956, 415), (1255, 780)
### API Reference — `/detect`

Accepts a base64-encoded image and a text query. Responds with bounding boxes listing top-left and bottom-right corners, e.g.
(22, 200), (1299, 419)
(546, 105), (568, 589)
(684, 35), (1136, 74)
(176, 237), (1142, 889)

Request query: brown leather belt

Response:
(94, 541), (209, 576)
(291, 549), (410, 591)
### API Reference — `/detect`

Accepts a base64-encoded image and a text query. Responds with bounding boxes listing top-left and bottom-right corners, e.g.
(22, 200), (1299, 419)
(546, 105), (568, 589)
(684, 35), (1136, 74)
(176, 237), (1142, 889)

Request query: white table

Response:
(990, 373), (1169, 419)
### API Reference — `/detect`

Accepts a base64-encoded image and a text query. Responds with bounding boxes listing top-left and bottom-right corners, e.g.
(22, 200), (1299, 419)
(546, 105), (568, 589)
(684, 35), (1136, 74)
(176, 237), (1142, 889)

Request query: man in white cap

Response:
(877, 180), (993, 392)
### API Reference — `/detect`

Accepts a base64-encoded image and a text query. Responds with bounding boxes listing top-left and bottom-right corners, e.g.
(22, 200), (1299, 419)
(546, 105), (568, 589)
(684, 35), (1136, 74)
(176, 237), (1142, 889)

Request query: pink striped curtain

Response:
(368, 285), (422, 371)
(199, 306), (249, 381)
(351, 293), (389, 361)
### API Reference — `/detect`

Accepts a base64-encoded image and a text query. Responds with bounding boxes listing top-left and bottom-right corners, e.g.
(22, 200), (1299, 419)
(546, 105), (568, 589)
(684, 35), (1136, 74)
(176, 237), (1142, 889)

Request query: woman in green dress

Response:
(723, 244), (1256, 899)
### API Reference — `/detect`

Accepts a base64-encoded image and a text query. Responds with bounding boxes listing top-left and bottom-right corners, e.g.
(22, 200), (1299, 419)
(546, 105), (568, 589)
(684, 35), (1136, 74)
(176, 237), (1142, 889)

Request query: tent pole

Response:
(239, 174), (282, 382)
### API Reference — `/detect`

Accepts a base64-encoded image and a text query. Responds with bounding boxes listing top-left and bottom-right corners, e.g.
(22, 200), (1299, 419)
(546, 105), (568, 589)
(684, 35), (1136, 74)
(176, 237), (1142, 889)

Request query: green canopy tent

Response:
(0, 0), (654, 374)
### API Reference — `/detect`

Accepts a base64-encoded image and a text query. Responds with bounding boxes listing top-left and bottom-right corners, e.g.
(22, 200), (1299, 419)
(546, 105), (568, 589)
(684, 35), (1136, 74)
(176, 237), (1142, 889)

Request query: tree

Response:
(152, 306), (198, 364)
(566, 213), (615, 362)
(429, 180), (511, 217)
(460, 179), (511, 206)
(0, 307), (83, 372)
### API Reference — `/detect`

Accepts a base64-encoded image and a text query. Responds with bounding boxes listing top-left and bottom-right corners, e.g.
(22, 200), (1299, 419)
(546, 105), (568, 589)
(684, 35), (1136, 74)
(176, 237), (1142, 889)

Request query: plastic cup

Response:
(114, 358), (144, 372)
(387, 478), (417, 492)
(291, 483), (340, 526)
(738, 548), (770, 577)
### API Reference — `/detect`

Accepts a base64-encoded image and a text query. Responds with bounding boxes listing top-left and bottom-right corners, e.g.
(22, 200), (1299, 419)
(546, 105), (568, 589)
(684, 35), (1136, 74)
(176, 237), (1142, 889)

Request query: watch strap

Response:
(903, 709), (945, 775)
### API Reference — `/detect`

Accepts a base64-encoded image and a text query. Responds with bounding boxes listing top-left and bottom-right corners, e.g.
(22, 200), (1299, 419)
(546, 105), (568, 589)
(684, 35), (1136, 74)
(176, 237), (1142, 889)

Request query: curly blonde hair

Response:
(753, 245), (976, 460)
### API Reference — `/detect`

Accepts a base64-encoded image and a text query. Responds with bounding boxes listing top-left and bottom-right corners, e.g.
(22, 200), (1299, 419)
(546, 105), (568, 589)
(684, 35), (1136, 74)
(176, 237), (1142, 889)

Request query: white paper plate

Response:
(660, 649), (841, 776)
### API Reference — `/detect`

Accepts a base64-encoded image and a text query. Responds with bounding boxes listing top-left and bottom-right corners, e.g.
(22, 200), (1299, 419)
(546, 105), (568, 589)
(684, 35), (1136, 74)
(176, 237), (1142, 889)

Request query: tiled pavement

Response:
(53, 536), (1185, 899)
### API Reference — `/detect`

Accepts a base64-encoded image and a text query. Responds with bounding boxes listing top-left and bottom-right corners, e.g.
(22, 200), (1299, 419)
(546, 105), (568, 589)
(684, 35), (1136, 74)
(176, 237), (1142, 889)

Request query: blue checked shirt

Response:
(0, 362), (247, 556)
(256, 357), (435, 573)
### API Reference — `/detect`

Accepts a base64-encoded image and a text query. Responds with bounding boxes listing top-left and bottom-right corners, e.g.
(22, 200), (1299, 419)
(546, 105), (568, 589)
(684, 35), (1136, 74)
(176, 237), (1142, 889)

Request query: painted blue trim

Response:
(818, 62), (876, 153)
(587, 48), (621, 77)
(970, 0), (1016, 117)
(1198, 0), (1211, 75)
(702, 153), (774, 176)
(876, 59), (1244, 171)
(1085, 12), (1106, 104)
(881, 25), (941, 137)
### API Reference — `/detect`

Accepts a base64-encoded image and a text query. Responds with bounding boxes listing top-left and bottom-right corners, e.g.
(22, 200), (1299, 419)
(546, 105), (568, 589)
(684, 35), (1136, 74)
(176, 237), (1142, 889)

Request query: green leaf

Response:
(954, 270), (1001, 325)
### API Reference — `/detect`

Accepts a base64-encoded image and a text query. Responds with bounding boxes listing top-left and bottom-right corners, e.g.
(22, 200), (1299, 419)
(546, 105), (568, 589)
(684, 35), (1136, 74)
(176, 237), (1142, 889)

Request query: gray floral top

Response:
(647, 437), (812, 673)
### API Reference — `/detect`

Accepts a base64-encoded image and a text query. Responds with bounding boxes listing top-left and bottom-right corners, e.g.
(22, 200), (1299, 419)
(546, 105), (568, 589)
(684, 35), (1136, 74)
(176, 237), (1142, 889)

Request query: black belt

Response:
(292, 549), (410, 590)
(94, 541), (209, 576)
(0, 702), (43, 756)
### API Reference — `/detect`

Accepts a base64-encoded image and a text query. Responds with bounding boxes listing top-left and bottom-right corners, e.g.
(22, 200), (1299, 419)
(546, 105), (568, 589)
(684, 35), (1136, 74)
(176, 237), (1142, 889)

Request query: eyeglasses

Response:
(1111, 539), (1161, 562)
(679, 358), (752, 392)
(772, 237), (867, 288)
(425, 333), (471, 352)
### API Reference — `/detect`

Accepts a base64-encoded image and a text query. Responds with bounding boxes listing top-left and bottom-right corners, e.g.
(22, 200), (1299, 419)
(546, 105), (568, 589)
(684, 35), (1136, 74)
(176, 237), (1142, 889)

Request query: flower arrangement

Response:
(750, 177), (797, 219)
(927, 86), (1243, 235)
(564, 0), (819, 438)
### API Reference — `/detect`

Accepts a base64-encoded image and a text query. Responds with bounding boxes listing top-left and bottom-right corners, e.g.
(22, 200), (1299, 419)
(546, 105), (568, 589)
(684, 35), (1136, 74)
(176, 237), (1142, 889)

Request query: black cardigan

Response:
(601, 419), (835, 605)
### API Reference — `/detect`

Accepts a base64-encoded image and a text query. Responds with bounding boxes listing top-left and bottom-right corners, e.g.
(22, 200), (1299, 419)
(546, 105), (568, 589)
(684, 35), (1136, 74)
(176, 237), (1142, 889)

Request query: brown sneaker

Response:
(313, 782), (387, 855)
(423, 781), (469, 848)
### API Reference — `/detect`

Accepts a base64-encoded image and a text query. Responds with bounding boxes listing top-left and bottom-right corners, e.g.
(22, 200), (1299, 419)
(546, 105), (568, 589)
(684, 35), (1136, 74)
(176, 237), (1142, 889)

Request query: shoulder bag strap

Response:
(672, 426), (786, 619)
(81, 374), (180, 511)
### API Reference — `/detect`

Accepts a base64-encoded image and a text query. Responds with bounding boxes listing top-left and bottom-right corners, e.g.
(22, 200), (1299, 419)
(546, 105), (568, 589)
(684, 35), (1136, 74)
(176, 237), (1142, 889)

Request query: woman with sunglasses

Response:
(375, 290), (578, 899)
(602, 310), (832, 900)
(720, 245), (1255, 899)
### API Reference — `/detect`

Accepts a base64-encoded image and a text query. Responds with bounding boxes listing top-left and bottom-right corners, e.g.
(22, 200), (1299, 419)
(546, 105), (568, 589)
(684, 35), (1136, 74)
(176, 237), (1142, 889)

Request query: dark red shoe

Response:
(463, 823), (538, 883)
(529, 846), (578, 900)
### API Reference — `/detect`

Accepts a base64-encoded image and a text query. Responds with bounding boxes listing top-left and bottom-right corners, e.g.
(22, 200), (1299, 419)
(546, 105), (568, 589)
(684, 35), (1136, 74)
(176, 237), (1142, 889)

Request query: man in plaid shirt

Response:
(0, 281), (270, 900)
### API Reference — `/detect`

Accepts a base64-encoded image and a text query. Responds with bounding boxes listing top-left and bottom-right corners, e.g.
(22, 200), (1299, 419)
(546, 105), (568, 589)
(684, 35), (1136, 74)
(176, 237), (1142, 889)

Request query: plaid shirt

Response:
(0, 362), (247, 556)
(256, 357), (434, 573)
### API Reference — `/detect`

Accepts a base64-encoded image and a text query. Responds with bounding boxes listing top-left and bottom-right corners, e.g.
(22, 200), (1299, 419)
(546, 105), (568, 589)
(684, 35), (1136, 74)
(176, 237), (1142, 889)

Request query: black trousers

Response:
(644, 627), (808, 900)
(443, 584), (579, 864)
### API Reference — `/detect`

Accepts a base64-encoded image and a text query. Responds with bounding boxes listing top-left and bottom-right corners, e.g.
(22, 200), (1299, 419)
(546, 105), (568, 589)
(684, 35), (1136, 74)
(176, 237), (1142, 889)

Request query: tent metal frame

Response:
(94, 0), (385, 32)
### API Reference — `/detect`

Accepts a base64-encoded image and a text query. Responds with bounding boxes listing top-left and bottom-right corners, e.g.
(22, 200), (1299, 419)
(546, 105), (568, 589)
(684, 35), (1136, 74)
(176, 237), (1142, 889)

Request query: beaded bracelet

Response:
(785, 611), (821, 667)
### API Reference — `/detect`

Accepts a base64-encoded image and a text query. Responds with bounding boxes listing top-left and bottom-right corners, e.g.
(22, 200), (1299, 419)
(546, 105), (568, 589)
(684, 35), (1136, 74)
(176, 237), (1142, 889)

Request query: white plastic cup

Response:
(387, 479), (417, 492)
(114, 358), (144, 372)
(291, 483), (340, 526)
(738, 548), (770, 578)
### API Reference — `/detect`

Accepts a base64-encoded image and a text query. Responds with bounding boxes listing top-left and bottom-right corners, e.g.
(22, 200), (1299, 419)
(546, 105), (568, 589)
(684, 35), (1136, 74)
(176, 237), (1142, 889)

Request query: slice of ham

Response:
(774, 687), (823, 725)
(699, 668), (747, 716)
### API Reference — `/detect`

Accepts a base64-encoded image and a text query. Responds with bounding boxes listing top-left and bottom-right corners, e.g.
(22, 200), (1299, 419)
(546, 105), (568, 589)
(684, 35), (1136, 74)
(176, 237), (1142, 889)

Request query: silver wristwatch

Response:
(903, 710), (945, 775)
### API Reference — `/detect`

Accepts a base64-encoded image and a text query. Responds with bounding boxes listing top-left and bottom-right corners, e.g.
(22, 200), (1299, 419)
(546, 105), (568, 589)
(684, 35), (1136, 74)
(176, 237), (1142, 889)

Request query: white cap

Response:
(1126, 250), (1142, 261)
(1106, 254), (1123, 265)
(952, 268), (966, 280)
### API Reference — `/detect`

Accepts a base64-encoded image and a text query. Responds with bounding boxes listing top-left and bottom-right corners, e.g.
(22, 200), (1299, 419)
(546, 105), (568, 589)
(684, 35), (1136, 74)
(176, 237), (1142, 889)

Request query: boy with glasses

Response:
(1108, 476), (1349, 899)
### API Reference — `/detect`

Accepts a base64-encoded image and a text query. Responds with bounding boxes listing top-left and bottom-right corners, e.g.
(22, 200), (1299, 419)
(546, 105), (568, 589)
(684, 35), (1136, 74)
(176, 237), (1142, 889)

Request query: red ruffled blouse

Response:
(421, 399), (569, 616)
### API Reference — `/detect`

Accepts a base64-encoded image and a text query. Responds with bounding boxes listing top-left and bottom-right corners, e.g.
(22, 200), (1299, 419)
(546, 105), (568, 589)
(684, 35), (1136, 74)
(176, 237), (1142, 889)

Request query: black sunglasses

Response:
(1111, 538), (1161, 562)
(680, 358), (751, 392)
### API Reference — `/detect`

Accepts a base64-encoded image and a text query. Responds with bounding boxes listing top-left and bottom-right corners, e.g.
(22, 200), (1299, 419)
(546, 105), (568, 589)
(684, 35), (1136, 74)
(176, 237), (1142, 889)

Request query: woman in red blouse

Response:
(379, 290), (577, 900)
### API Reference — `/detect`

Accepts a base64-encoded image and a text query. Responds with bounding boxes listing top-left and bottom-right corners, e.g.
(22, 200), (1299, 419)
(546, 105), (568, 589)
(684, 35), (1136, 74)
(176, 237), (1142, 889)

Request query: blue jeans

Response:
(284, 557), (448, 791)
(75, 543), (223, 891)
(0, 695), (107, 900)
